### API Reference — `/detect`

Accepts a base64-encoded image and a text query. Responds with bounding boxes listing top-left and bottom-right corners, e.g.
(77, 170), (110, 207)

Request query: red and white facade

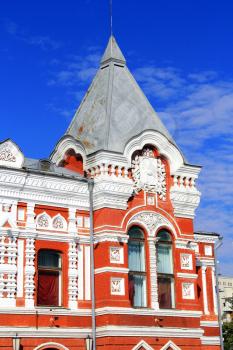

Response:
(0, 36), (221, 349)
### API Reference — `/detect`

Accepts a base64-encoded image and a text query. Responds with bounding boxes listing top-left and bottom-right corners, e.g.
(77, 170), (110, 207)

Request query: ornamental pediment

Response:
(0, 139), (24, 169)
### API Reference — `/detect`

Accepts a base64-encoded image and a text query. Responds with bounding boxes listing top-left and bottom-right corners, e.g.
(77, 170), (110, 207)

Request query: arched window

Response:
(128, 227), (147, 307)
(37, 250), (62, 306)
(157, 230), (175, 309)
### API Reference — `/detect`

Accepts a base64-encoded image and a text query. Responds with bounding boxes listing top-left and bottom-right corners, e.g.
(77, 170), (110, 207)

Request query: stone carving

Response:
(68, 241), (78, 309)
(24, 238), (35, 307)
(52, 215), (65, 230)
(111, 278), (124, 295)
(110, 247), (123, 263)
(182, 282), (194, 300)
(129, 211), (174, 237)
(132, 149), (166, 200)
(0, 202), (17, 228)
(37, 213), (50, 228)
(180, 254), (193, 270)
(0, 147), (16, 162)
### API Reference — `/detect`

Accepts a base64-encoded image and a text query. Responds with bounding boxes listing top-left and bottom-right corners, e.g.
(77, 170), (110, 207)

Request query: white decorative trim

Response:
(0, 140), (24, 168)
(160, 340), (181, 350)
(84, 246), (91, 300)
(77, 245), (84, 300)
(128, 211), (176, 238)
(94, 233), (128, 244)
(95, 267), (129, 274)
(52, 214), (67, 231)
(200, 320), (219, 327)
(201, 336), (220, 345)
(123, 130), (184, 174)
(16, 239), (24, 297)
(132, 340), (153, 350)
(177, 273), (198, 279)
(211, 266), (218, 315)
(201, 266), (209, 315)
(36, 212), (51, 229)
(148, 238), (159, 309)
(24, 238), (35, 308)
(34, 342), (69, 350)
(68, 241), (78, 309)
(0, 325), (204, 338)
(50, 136), (86, 168)
(204, 244), (213, 256)
(194, 234), (219, 244)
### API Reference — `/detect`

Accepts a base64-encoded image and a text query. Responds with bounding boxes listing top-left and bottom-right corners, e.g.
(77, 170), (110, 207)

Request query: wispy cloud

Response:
(135, 64), (233, 275)
(3, 19), (61, 50)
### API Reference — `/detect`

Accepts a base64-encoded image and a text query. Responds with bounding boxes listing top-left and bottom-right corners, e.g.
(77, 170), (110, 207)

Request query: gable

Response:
(0, 139), (24, 169)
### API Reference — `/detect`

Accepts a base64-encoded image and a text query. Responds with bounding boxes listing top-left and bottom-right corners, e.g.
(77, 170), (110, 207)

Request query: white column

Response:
(24, 238), (35, 308)
(148, 237), (159, 309)
(201, 265), (209, 315)
(68, 240), (78, 309)
(16, 239), (24, 298)
(211, 266), (218, 315)
(26, 203), (36, 230)
(68, 207), (77, 234)
(77, 245), (84, 300)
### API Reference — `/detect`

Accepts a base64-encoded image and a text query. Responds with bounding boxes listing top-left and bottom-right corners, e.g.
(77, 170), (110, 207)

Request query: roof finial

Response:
(110, 0), (113, 36)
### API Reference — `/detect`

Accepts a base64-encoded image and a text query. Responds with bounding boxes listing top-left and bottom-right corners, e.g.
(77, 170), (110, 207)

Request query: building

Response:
(218, 275), (233, 322)
(0, 36), (221, 349)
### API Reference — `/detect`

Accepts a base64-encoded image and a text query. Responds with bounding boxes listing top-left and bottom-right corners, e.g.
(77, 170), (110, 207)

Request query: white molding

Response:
(201, 336), (220, 345)
(0, 325), (204, 338)
(16, 239), (24, 297)
(177, 273), (198, 279)
(200, 320), (219, 327)
(34, 342), (70, 350)
(132, 340), (153, 350)
(194, 234), (219, 244)
(84, 245), (91, 300)
(50, 136), (86, 168)
(0, 306), (203, 318)
(95, 267), (129, 274)
(123, 130), (184, 174)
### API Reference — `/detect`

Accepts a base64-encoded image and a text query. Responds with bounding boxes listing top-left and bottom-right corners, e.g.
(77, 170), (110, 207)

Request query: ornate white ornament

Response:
(111, 277), (125, 295)
(129, 211), (175, 237)
(132, 149), (166, 200)
(182, 282), (195, 300)
(37, 213), (50, 228)
(110, 247), (123, 264)
(180, 254), (193, 270)
(52, 215), (66, 230)
(0, 147), (16, 162)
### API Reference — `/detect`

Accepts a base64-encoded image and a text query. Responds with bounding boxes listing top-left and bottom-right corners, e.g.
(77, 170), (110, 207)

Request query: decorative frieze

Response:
(148, 237), (159, 309)
(128, 211), (176, 237)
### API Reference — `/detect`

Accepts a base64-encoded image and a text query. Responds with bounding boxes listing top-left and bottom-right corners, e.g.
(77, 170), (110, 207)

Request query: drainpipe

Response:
(214, 236), (224, 350)
(88, 178), (96, 350)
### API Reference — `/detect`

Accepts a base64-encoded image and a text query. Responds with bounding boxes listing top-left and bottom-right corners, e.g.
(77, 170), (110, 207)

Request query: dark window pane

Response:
(128, 241), (145, 272)
(158, 277), (172, 309)
(129, 227), (144, 239)
(157, 230), (171, 241)
(129, 274), (146, 307)
(157, 244), (173, 274)
(38, 251), (60, 268)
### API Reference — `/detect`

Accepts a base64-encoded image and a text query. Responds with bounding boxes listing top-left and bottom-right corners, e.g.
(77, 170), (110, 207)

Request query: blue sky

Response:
(0, 1), (233, 275)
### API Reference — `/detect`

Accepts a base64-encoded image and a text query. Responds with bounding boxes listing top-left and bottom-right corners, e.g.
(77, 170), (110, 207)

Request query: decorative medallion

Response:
(52, 216), (64, 230)
(180, 254), (193, 270)
(111, 277), (124, 295)
(37, 214), (49, 228)
(132, 148), (166, 200)
(0, 147), (16, 162)
(110, 247), (123, 264)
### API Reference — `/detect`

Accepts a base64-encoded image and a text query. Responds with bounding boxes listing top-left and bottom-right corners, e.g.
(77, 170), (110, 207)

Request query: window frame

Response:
(128, 226), (148, 308)
(156, 230), (175, 309)
(37, 249), (63, 307)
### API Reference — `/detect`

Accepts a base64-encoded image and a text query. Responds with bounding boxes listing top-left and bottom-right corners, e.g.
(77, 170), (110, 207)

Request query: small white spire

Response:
(100, 36), (126, 65)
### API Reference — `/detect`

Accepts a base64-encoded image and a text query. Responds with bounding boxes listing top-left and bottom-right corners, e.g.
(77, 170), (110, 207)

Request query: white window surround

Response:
(33, 342), (69, 350)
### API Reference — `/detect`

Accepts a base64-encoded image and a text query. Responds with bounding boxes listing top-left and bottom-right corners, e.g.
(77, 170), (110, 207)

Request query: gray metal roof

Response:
(66, 36), (176, 155)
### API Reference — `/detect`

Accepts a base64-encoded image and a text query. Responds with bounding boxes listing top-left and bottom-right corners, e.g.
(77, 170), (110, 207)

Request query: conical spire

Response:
(101, 35), (126, 66)
(65, 36), (177, 155)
